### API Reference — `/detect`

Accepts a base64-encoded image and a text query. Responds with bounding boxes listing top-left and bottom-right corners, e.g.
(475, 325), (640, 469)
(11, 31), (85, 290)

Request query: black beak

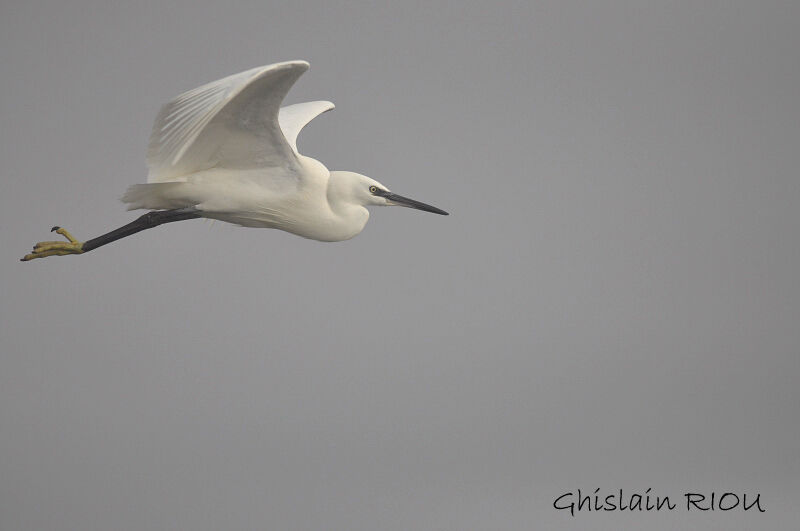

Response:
(379, 191), (449, 215)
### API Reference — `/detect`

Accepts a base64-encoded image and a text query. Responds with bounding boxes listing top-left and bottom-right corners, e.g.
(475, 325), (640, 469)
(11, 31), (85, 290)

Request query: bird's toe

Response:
(21, 228), (85, 262)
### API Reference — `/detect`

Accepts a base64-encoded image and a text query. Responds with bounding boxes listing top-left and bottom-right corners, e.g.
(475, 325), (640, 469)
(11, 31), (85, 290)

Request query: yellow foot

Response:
(20, 226), (85, 261)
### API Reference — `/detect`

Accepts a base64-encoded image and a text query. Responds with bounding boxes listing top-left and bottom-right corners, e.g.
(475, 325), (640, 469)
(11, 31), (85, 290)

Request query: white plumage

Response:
(122, 60), (447, 242)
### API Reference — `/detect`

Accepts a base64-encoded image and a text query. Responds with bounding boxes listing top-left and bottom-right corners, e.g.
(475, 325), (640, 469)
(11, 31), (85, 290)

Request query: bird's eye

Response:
(369, 186), (378, 193)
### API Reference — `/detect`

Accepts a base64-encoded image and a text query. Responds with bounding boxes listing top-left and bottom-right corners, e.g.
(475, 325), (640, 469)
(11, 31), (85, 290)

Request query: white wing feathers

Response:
(147, 61), (324, 183)
(278, 101), (335, 155)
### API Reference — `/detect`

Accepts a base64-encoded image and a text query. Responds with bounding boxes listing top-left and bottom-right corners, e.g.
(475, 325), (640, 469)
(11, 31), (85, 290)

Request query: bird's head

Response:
(329, 171), (449, 215)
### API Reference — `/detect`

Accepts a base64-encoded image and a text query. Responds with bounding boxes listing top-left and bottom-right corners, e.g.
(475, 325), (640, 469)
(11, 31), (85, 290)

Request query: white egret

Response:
(21, 60), (447, 261)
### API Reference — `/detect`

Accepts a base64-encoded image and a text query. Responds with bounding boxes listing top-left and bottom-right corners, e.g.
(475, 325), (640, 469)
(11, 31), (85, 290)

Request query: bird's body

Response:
(22, 61), (446, 261)
(123, 159), (371, 241)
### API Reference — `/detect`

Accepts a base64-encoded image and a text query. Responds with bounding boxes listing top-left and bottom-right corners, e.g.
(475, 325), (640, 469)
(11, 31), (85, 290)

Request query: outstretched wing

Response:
(278, 101), (335, 156)
(147, 61), (309, 183)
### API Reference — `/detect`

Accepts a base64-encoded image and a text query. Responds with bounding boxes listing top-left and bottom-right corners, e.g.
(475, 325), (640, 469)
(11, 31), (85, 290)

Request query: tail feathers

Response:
(121, 183), (197, 211)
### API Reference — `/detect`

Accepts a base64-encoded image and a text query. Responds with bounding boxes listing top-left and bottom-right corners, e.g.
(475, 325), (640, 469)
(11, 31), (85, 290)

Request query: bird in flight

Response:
(21, 60), (447, 261)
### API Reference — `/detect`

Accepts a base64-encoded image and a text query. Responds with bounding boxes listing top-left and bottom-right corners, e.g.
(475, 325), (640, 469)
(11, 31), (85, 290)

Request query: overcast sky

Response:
(1, 1), (798, 530)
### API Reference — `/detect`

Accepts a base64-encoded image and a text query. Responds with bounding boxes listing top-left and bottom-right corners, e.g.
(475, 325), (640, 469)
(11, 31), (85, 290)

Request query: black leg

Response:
(81, 208), (201, 253)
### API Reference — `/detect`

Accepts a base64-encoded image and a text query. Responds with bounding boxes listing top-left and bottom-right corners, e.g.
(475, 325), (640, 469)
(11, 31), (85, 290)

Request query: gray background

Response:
(1, 1), (798, 530)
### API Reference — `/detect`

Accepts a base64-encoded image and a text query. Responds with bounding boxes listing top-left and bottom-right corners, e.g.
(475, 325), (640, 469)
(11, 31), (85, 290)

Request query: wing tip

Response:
(262, 60), (310, 72)
(232, 61), (309, 86)
(241, 60), (310, 86)
(315, 100), (335, 113)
